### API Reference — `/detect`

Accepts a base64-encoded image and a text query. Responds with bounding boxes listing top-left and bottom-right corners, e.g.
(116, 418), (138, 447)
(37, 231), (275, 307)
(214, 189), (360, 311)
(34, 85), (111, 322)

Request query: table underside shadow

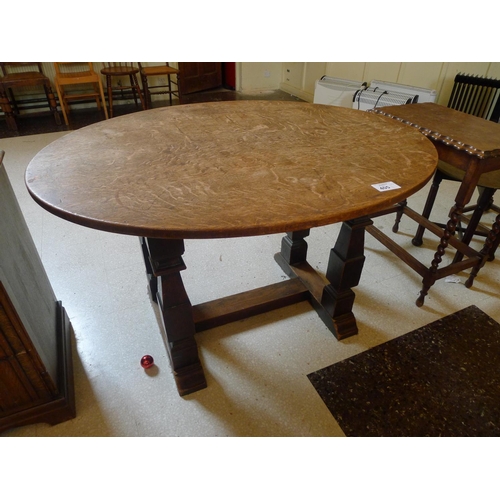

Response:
(139, 218), (372, 396)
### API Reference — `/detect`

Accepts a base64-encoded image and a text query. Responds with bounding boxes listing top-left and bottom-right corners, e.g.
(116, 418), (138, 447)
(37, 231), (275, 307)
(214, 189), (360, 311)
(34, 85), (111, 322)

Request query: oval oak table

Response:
(25, 101), (438, 396)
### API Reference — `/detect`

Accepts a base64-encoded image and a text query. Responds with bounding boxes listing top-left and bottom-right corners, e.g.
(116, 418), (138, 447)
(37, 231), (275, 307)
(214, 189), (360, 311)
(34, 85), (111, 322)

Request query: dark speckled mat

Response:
(308, 305), (500, 437)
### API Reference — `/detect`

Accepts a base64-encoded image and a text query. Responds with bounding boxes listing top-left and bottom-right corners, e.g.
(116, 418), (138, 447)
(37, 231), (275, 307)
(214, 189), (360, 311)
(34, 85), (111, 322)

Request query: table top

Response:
(371, 103), (500, 159)
(26, 101), (438, 239)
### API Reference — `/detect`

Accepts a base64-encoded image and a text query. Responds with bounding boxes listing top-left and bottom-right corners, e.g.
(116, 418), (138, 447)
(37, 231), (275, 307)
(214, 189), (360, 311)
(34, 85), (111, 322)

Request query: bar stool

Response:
(138, 63), (181, 108)
(100, 63), (145, 118)
(0, 63), (61, 133)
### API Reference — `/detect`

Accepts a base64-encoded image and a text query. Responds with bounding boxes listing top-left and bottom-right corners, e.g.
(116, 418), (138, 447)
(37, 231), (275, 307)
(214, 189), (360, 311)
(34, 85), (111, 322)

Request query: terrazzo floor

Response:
(1, 93), (500, 439)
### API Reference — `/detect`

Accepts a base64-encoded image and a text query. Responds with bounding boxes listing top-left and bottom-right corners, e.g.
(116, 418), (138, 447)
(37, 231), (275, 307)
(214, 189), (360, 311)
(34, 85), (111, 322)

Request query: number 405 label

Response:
(372, 181), (401, 192)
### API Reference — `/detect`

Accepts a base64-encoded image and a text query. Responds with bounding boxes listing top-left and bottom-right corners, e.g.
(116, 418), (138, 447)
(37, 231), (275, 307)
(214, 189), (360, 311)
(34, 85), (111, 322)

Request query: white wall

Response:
(277, 62), (500, 105)
(238, 62), (283, 92)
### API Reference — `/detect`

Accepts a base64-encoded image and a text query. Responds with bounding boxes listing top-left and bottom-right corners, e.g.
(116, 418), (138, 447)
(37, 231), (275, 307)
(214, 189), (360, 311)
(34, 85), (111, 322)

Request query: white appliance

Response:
(314, 76), (367, 108)
(352, 88), (417, 111)
(369, 80), (437, 103)
(352, 80), (437, 111)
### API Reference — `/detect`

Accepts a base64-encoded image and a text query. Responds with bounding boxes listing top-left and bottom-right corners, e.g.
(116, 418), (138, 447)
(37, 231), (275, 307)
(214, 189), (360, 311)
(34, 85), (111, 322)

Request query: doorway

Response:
(177, 63), (236, 94)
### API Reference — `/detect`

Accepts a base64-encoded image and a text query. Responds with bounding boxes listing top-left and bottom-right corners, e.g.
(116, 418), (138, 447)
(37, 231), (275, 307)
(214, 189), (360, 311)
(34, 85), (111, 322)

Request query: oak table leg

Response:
(143, 237), (207, 396)
(416, 200), (464, 307)
(452, 187), (496, 264)
(140, 237), (157, 302)
(412, 170), (445, 247)
(280, 229), (310, 265)
(276, 218), (371, 340)
(320, 218), (372, 339)
(465, 212), (500, 288)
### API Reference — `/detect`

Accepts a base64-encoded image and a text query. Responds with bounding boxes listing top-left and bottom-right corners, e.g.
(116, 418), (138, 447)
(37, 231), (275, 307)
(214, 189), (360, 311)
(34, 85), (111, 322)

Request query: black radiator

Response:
(448, 73), (500, 122)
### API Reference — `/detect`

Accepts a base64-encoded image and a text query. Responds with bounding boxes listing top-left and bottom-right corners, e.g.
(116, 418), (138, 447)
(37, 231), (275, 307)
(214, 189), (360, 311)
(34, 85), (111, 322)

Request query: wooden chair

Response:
(53, 63), (108, 126)
(411, 73), (500, 261)
(0, 62), (61, 133)
(137, 63), (181, 108)
(100, 63), (145, 118)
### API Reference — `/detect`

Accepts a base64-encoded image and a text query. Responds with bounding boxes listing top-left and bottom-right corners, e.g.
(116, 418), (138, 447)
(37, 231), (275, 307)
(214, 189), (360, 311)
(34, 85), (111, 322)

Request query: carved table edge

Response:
(369, 108), (500, 159)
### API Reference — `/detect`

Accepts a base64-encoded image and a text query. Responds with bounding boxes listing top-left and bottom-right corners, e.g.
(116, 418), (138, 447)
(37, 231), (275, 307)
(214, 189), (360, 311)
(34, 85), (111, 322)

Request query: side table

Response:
(370, 103), (500, 306)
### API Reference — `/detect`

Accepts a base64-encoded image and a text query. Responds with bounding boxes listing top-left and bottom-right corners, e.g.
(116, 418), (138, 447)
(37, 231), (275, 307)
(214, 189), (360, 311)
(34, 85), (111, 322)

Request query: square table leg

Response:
(320, 218), (373, 339)
(142, 237), (207, 396)
(275, 217), (372, 340)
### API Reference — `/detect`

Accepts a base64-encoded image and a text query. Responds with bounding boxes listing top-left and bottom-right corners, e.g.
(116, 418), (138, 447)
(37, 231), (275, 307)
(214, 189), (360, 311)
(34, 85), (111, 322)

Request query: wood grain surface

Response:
(26, 101), (438, 239)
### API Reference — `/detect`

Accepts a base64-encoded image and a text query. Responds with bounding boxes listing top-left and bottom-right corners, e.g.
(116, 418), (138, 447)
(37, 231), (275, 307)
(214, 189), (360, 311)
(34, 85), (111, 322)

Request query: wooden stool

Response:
(100, 63), (145, 118)
(0, 63), (61, 134)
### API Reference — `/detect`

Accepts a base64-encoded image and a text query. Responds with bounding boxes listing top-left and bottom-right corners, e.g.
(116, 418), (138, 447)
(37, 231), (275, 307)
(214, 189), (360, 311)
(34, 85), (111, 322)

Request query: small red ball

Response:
(141, 355), (154, 369)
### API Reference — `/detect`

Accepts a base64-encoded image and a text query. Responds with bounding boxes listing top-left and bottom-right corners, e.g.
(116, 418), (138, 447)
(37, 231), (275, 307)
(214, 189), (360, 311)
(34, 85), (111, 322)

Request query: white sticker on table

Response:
(371, 181), (401, 192)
